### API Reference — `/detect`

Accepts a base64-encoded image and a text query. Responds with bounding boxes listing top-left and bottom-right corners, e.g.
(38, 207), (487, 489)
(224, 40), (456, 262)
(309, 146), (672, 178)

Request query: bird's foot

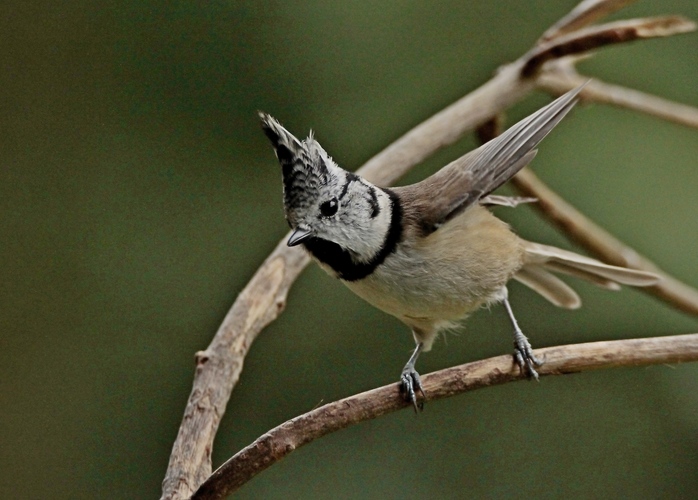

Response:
(400, 367), (425, 413)
(513, 329), (542, 380)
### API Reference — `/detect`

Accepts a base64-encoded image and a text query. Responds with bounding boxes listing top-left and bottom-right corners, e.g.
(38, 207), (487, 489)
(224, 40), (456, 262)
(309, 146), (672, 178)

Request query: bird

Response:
(258, 86), (660, 411)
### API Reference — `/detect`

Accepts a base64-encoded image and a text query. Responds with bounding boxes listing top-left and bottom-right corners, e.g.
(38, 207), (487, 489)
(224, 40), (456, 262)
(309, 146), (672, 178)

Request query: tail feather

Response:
(517, 241), (660, 307)
(523, 242), (659, 287)
(542, 261), (621, 291)
(513, 266), (581, 309)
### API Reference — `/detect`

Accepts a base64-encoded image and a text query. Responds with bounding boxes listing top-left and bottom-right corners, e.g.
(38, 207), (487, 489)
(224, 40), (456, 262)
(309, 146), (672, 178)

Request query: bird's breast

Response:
(342, 206), (525, 323)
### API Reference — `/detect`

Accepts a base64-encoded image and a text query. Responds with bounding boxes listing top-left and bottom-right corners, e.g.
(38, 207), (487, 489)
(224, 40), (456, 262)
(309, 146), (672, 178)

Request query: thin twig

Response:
(475, 82), (698, 316)
(511, 167), (698, 315)
(192, 333), (698, 499)
(539, 0), (638, 42)
(537, 65), (698, 128)
(524, 16), (696, 76)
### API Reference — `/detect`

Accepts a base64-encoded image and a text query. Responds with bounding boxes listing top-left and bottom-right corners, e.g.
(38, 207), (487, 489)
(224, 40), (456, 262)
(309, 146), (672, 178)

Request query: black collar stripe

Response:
(302, 188), (403, 282)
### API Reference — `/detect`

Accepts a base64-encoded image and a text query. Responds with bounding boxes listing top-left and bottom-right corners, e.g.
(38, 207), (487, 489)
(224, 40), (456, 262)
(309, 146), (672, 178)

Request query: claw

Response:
(513, 328), (542, 380)
(502, 292), (543, 380)
(400, 342), (426, 412)
(400, 368), (425, 412)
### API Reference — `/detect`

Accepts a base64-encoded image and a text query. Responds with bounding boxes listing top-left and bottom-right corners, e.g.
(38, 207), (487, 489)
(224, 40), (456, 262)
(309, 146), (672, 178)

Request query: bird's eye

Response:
(319, 198), (339, 217)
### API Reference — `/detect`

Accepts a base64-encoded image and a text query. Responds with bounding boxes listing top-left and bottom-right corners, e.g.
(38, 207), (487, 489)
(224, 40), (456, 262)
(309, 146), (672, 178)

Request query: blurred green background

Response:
(2, 1), (698, 498)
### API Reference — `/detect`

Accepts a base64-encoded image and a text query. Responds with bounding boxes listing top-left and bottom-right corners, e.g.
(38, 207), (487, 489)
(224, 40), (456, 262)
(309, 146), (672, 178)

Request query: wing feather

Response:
(395, 84), (585, 234)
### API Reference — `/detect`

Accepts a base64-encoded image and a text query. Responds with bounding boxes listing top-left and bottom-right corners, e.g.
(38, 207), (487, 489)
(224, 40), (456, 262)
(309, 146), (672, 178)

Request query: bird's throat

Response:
(303, 189), (403, 282)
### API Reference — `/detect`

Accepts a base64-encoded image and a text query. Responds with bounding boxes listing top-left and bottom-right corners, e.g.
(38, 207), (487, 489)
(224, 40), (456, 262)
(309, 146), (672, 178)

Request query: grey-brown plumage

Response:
(396, 85), (580, 235)
(259, 85), (660, 411)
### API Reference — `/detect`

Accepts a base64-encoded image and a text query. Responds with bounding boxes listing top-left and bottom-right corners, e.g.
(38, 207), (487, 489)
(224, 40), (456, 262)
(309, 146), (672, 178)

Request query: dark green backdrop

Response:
(2, 1), (697, 498)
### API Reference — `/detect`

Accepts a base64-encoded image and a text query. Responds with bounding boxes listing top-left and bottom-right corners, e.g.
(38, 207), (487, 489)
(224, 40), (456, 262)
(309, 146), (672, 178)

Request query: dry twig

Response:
(537, 64), (698, 128)
(475, 72), (698, 315)
(193, 333), (698, 499)
(161, 2), (698, 498)
(512, 168), (698, 315)
(524, 16), (696, 76)
(539, 0), (638, 42)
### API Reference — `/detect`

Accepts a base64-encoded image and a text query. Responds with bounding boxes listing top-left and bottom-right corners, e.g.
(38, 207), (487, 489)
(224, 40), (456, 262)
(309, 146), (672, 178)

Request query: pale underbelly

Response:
(343, 256), (510, 324)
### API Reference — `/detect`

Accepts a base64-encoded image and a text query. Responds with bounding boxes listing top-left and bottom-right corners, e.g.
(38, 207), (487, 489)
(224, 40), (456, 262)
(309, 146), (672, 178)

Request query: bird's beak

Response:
(287, 227), (313, 247)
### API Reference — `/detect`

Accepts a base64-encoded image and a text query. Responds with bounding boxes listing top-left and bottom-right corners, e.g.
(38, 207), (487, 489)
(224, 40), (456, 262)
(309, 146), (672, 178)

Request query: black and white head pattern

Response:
(259, 113), (401, 278)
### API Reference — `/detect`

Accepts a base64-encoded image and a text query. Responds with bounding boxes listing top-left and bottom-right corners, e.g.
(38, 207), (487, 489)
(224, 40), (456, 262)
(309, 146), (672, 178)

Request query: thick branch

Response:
(192, 333), (698, 499)
(161, 240), (309, 497)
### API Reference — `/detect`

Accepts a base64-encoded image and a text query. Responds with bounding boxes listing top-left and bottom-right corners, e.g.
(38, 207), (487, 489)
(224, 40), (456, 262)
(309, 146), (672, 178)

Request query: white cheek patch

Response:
(341, 188), (393, 262)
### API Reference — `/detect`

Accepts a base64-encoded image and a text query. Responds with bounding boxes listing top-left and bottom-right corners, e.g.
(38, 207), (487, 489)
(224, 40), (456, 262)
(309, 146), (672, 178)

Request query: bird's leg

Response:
(400, 341), (426, 412)
(502, 292), (542, 380)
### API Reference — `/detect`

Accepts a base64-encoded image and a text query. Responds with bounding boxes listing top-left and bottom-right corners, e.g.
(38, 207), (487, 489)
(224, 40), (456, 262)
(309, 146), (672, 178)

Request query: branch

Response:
(160, 2), (698, 498)
(511, 168), (698, 315)
(192, 333), (698, 499)
(475, 79), (698, 316)
(539, 0), (638, 42)
(160, 240), (310, 497)
(524, 16), (696, 76)
(537, 64), (698, 129)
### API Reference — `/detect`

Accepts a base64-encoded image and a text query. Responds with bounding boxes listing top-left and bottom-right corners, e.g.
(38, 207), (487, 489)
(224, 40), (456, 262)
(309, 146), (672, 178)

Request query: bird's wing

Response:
(394, 84), (584, 235)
